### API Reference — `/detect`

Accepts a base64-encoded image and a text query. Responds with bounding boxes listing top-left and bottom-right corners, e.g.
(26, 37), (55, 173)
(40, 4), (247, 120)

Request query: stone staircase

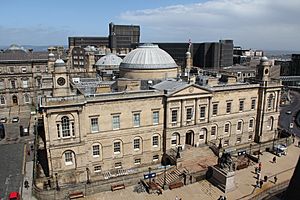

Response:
(155, 168), (183, 187)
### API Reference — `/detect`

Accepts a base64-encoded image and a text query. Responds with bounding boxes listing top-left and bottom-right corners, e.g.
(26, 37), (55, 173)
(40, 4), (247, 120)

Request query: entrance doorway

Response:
(185, 130), (194, 145)
(12, 95), (18, 106)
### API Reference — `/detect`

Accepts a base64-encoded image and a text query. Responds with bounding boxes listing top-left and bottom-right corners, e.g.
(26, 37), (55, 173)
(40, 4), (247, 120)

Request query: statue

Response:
(218, 152), (233, 171)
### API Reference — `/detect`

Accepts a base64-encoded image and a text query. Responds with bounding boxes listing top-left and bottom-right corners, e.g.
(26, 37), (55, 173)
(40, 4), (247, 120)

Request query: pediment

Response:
(169, 85), (211, 97)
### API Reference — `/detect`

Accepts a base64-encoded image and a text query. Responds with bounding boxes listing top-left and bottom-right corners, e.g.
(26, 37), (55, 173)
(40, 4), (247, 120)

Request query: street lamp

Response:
(148, 167), (151, 185)
(86, 168), (91, 184)
(55, 173), (60, 191)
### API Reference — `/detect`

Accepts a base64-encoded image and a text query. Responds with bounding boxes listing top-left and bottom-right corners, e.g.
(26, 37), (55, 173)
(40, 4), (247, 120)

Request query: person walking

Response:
(273, 156), (277, 163)
(256, 180), (259, 188)
(259, 180), (264, 188)
(274, 175), (278, 184)
(258, 162), (262, 172)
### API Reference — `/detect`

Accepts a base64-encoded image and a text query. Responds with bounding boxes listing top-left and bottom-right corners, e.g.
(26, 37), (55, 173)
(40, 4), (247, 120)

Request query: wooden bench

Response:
(69, 191), (84, 199)
(111, 183), (125, 191)
(169, 182), (184, 190)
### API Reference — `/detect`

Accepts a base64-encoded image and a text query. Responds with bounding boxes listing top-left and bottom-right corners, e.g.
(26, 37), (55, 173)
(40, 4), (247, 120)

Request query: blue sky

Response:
(1, 0), (299, 50)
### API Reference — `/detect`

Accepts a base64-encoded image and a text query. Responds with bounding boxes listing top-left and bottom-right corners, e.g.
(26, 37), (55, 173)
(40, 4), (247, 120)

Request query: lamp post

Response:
(249, 144), (252, 155)
(148, 167), (151, 185)
(55, 173), (60, 191)
(86, 168), (91, 184)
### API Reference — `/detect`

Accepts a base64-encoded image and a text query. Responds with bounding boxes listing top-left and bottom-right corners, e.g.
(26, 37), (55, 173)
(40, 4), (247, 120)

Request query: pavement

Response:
(85, 138), (300, 200)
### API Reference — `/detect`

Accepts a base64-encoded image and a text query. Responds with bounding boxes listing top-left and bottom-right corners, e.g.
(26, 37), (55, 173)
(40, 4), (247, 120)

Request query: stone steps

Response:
(155, 168), (182, 187)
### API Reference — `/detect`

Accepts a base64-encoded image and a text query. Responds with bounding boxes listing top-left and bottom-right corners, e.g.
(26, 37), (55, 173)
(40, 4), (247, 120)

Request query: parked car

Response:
(12, 117), (19, 123)
(286, 110), (292, 114)
(0, 117), (7, 123)
(273, 144), (287, 157)
(8, 191), (20, 200)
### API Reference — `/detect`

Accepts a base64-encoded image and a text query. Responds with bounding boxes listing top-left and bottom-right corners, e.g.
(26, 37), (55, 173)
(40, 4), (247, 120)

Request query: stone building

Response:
(38, 44), (281, 188)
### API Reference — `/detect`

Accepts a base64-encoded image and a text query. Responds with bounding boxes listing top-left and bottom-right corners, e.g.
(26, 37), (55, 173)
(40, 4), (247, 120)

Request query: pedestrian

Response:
(273, 156), (277, 163)
(27, 150), (30, 156)
(175, 196), (179, 200)
(274, 175), (278, 184)
(258, 162), (262, 172)
(264, 175), (268, 182)
(218, 196), (224, 200)
(293, 137), (295, 144)
(298, 141), (300, 147)
(259, 180), (264, 188)
(256, 180), (259, 188)
(24, 180), (29, 189)
(257, 171), (261, 180)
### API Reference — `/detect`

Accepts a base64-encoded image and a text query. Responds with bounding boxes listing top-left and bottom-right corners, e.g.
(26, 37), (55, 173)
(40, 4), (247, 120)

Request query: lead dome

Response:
(119, 44), (178, 80)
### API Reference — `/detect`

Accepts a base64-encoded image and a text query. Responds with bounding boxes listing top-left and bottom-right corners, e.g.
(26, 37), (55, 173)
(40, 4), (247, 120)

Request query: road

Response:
(279, 90), (300, 137)
(0, 143), (24, 199)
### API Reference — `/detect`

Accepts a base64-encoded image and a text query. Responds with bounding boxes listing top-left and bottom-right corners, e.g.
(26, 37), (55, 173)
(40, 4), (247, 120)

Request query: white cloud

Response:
(119, 0), (300, 50)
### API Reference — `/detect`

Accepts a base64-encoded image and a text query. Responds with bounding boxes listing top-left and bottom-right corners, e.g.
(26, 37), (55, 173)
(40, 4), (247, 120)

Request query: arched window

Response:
(62, 116), (70, 137)
(133, 137), (143, 151)
(249, 118), (255, 131)
(236, 120), (243, 134)
(64, 150), (75, 166)
(92, 143), (102, 158)
(224, 122), (231, 136)
(171, 132), (180, 146)
(267, 117), (274, 130)
(24, 94), (30, 103)
(211, 124), (218, 139)
(0, 95), (5, 105)
(267, 94), (275, 110)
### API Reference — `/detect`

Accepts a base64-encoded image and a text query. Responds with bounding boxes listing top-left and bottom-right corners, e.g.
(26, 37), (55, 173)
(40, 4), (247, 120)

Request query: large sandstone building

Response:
(37, 44), (281, 189)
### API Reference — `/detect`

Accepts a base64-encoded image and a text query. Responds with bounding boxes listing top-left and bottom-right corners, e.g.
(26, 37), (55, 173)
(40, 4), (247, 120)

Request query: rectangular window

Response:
(251, 99), (256, 110)
(133, 113), (140, 127)
(186, 108), (193, 121)
(22, 80), (28, 88)
(153, 155), (159, 161)
(171, 110), (178, 123)
(94, 165), (102, 173)
(213, 104), (218, 116)
(65, 152), (73, 164)
(36, 66), (40, 72)
(134, 158), (141, 165)
(152, 136), (159, 147)
(249, 119), (254, 129)
(236, 137), (241, 143)
(91, 118), (99, 133)
(239, 100), (244, 112)
(115, 162), (122, 169)
(237, 121), (242, 131)
(112, 115), (120, 130)
(152, 111), (159, 125)
(248, 135), (253, 140)
(11, 80), (16, 89)
(22, 67), (27, 73)
(211, 126), (216, 136)
(224, 124), (230, 134)
(92, 145), (100, 157)
(133, 138), (140, 150)
(10, 67), (14, 73)
(200, 106), (206, 119)
(224, 139), (229, 146)
(226, 102), (231, 114)
(114, 142), (121, 153)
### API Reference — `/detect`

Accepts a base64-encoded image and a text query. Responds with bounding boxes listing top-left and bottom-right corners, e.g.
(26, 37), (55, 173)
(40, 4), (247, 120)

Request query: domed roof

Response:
(6, 44), (26, 53)
(95, 53), (122, 67)
(54, 58), (65, 67)
(120, 44), (177, 69)
(261, 56), (268, 62)
(48, 53), (55, 57)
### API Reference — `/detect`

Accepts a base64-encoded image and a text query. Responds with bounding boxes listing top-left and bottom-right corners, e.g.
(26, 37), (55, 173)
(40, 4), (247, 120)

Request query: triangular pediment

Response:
(169, 84), (211, 97)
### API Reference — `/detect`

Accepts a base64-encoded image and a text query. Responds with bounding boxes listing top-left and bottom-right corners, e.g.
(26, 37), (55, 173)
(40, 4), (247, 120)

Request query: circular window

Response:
(264, 69), (269, 75)
(57, 77), (66, 86)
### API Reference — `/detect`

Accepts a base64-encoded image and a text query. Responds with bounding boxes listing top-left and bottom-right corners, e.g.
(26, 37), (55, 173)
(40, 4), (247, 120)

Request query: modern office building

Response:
(109, 22), (140, 50)
(219, 40), (234, 67)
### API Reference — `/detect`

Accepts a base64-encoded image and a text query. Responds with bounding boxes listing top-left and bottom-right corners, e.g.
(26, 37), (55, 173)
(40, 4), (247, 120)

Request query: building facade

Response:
(38, 54), (281, 187)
